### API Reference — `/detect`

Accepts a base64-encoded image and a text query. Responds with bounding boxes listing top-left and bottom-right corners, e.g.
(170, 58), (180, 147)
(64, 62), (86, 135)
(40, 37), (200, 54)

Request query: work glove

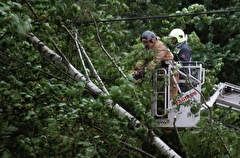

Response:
(128, 70), (143, 84)
(175, 61), (182, 68)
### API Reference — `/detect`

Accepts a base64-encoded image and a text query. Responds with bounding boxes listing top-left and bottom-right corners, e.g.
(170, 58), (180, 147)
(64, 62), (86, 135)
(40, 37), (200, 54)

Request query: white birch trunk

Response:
(27, 33), (181, 158)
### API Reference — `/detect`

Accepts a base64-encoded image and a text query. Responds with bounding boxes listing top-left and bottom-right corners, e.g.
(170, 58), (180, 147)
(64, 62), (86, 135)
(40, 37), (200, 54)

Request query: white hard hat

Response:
(168, 28), (186, 43)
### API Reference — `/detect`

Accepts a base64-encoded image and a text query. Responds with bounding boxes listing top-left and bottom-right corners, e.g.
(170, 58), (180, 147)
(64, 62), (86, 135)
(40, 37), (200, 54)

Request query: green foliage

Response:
(1, 0), (240, 157)
(0, 2), (32, 39)
(108, 77), (153, 123)
(0, 77), (144, 157)
(181, 107), (239, 157)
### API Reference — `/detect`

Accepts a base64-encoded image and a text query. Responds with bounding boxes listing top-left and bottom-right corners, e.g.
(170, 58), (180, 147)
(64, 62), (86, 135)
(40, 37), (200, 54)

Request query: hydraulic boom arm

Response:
(202, 82), (240, 112)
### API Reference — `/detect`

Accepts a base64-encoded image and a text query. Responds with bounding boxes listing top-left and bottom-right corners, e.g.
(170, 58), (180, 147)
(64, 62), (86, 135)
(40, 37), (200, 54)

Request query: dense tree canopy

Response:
(1, 0), (240, 157)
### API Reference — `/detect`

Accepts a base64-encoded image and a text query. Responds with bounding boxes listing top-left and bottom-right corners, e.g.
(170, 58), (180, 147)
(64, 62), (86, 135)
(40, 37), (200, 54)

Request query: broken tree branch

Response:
(88, 10), (127, 79)
(62, 25), (109, 94)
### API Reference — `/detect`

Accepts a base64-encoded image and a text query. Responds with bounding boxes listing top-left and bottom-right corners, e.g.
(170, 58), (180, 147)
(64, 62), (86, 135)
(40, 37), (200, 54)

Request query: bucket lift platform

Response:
(151, 61), (205, 128)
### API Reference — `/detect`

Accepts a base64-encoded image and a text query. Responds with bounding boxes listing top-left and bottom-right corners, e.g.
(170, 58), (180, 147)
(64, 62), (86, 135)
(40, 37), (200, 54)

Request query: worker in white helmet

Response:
(168, 28), (192, 92)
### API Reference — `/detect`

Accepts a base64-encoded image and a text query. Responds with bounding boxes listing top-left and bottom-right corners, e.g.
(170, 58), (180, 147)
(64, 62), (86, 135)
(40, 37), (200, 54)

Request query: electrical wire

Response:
(91, 8), (240, 23)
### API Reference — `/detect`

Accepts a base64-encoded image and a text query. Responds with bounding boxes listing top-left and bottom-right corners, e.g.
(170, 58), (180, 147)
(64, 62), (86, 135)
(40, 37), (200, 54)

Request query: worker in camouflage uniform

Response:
(168, 28), (192, 92)
(133, 30), (179, 99)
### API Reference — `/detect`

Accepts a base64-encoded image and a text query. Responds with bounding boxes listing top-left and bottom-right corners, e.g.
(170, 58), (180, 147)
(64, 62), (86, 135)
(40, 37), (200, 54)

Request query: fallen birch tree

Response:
(27, 32), (181, 158)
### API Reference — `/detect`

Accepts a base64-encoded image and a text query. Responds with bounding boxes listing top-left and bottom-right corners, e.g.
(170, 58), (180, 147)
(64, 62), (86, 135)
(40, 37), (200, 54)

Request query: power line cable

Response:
(92, 8), (240, 23)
